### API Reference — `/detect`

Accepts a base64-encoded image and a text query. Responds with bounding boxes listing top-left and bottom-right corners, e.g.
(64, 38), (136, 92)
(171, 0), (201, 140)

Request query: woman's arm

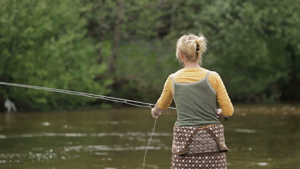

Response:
(151, 75), (173, 118)
(209, 72), (234, 116)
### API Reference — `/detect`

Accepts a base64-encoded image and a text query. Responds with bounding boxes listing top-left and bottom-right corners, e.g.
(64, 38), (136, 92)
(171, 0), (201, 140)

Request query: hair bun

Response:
(176, 33), (207, 65)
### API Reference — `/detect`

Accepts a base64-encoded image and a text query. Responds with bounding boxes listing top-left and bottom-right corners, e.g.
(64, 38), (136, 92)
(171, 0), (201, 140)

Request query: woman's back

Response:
(172, 69), (219, 127)
(157, 67), (233, 124)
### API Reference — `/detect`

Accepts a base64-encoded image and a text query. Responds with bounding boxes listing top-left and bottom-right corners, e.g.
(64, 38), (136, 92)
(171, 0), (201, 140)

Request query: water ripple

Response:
(234, 129), (256, 133)
(0, 132), (172, 139)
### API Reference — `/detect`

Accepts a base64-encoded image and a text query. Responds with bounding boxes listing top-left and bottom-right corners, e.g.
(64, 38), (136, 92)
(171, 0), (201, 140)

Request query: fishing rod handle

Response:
(224, 116), (229, 121)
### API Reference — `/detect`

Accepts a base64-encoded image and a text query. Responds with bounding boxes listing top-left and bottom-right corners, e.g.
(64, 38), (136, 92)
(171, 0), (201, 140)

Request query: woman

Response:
(151, 33), (234, 169)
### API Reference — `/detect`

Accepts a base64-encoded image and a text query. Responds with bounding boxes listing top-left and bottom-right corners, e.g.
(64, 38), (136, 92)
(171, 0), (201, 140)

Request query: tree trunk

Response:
(109, 0), (125, 79)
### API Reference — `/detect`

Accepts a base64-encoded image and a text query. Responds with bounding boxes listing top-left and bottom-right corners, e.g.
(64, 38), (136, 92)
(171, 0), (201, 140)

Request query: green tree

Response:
(135, 0), (300, 103)
(0, 0), (112, 110)
(196, 0), (300, 102)
(87, 0), (300, 103)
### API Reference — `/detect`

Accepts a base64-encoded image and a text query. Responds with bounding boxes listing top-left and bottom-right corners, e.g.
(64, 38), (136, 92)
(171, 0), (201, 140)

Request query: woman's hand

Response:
(151, 108), (161, 119)
(216, 108), (229, 121)
(216, 109), (223, 119)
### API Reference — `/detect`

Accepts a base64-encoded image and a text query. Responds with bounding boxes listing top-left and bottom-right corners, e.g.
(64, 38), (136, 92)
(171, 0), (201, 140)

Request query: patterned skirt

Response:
(170, 124), (228, 169)
(170, 152), (227, 169)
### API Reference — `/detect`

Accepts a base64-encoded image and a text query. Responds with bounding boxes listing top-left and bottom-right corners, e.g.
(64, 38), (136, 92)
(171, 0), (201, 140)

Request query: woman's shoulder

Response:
(203, 68), (220, 76)
(169, 68), (184, 77)
(206, 69), (222, 82)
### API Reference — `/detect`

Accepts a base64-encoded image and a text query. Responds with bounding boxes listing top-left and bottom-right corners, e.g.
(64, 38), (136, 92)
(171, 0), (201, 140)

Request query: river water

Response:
(0, 104), (300, 169)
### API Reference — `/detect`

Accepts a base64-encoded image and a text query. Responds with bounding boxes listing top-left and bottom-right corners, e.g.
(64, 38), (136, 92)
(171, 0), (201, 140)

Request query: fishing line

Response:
(0, 82), (176, 109)
(142, 117), (157, 169)
(0, 81), (169, 168)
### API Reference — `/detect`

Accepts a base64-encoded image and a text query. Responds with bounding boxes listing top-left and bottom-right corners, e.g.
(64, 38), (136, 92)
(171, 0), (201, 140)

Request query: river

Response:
(0, 104), (300, 169)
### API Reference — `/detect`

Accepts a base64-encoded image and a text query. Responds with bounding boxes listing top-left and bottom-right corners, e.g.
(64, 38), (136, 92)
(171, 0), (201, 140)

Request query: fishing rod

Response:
(0, 81), (228, 120)
(0, 81), (162, 169)
(0, 81), (176, 110)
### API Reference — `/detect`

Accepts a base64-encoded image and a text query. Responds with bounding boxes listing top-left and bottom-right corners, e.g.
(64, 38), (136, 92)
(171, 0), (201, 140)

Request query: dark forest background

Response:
(0, 0), (299, 111)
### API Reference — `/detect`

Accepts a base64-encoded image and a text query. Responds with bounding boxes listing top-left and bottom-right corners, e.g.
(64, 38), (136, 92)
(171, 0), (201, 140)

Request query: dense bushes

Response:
(0, 0), (299, 110)
(0, 0), (112, 110)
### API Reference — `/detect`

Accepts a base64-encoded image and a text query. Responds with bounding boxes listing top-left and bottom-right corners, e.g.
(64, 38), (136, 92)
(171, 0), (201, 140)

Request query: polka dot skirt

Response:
(170, 124), (228, 169)
(170, 152), (227, 169)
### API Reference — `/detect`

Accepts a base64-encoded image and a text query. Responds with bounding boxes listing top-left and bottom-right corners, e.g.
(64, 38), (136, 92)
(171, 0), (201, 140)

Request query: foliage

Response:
(197, 0), (300, 102)
(0, 0), (299, 111)
(0, 0), (111, 110)
(107, 0), (300, 103)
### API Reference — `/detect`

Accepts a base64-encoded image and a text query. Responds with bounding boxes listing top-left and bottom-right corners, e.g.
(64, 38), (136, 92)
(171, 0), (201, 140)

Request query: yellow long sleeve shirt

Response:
(157, 67), (234, 116)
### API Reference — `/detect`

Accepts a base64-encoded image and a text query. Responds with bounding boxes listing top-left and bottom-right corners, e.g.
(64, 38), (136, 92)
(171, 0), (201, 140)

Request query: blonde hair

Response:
(176, 33), (207, 65)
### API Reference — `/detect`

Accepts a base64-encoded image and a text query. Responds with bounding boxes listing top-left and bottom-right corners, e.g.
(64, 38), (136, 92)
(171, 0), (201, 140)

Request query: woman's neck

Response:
(183, 62), (200, 68)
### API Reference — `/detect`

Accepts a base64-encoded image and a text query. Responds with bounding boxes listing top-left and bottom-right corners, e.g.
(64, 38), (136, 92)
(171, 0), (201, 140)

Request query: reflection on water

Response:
(0, 104), (299, 168)
(5, 112), (15, 128)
